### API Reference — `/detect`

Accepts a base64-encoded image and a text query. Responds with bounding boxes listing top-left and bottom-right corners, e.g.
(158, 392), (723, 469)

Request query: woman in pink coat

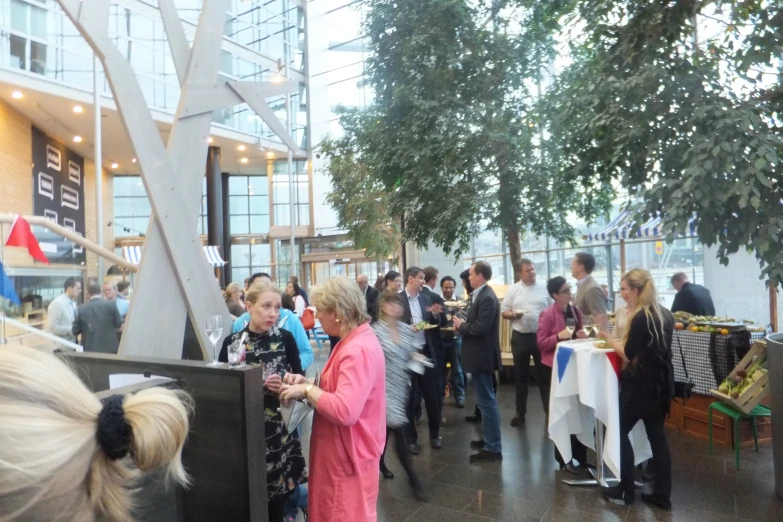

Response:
(281, 276), (386, 522)
(537, 276), (589, 474)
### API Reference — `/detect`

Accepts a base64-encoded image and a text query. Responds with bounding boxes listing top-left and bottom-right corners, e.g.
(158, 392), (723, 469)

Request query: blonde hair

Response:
(311, 275), (370, 327)
(244, 280), (281, 305)
(225, 282), (242, 299)
(621, 268), (666, 350)
(0, 346), (192, 522)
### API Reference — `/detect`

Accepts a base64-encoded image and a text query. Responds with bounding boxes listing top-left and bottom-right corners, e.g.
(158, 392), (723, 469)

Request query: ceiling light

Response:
(73, 136), (83, 143)
(73, 105), (84, 113)
(131, 158), (136, 163)
(11, 91), (23, 99)
(266, 151), (275, 159)
(111, 163), (119, 169)
(240, 157), (249, 164)
(207, 137), (214, 143)
(237, 145), (246, 151)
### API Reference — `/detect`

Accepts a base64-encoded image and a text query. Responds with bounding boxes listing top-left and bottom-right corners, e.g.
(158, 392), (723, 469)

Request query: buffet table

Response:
(549, 339), (652, 482)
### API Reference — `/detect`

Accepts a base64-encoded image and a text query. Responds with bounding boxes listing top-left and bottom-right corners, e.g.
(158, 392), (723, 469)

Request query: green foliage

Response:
(550, 0), (783, 286)
(321, 0), (613, 268)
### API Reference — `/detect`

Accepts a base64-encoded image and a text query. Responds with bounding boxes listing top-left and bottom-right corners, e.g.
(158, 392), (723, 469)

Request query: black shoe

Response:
(465, 414), (482, 423)
(430, 438), (442, 450)
(381, 467), (395, 479)
(510, 415), (525, 427)
(408, 442), (421, 455)
(470, 439), (484, 450)
(456, 399), (465, 408)
(410, 479), (429, 502)
(559, 462), (580, 475)
(470, 449), (502, 463)
(641, 494), (671, 511)
(642, 469), (657, 482)
(601, 485), (634, 505)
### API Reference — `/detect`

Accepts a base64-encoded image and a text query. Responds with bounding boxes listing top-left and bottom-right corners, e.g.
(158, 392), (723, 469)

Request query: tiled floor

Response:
(301, 348), (782, 521)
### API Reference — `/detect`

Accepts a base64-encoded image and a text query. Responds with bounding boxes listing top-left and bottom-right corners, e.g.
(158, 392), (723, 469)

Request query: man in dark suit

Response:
(402, 266), (445, 453)
(453, 261), (502, 463)
(422, 266), (449, 410)
(670, 272), (716, 316)
(73, 282), (122, 354)
(356, 274), (379, 322)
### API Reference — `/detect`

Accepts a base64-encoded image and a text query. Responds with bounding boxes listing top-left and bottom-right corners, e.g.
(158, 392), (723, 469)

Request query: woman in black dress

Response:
(598, 268), (674, 510)
(219, 280), (307, 521)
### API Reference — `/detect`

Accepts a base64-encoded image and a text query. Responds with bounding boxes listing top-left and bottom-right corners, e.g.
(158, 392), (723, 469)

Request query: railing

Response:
(1, 312), (83, 352)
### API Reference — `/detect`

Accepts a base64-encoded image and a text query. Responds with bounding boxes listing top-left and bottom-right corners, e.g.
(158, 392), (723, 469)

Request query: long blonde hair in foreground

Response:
(0, 346), (192, 522)
(621, 268), (667, 351)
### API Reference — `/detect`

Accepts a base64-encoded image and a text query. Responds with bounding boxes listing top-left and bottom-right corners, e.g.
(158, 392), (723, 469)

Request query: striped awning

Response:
(587, 212), (697, 242)
(122, 245), (227, 267)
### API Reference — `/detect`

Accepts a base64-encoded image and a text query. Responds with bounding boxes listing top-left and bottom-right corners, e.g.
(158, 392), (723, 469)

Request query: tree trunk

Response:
(507, 224), (523, 283)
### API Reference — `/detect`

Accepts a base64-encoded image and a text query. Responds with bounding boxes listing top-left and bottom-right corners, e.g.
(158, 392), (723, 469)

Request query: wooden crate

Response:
(710, 341), (770, 414)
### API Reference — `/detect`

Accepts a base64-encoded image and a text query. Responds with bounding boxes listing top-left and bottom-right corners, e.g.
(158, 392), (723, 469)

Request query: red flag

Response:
(6, 215), (49, 264)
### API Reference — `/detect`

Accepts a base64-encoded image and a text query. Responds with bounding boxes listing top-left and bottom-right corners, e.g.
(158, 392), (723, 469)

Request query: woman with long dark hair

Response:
(598, 269), (674, 509)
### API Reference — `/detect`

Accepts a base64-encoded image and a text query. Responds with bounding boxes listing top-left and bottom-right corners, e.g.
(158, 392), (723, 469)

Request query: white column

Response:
(94, 55), (104, 281)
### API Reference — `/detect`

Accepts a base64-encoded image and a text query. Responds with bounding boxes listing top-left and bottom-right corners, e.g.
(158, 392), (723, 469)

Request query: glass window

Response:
(11, 0), (27, 33)
(30, 41), (46, 74)
(229, 176), (249, 196)
(250, 215), (270, 234)
(228, 175), (270, 236)
(29, 4), (47, 39)
(230, 195), (249, 215)
(230, 215), (249, 235)
(10, 35), (26, 69)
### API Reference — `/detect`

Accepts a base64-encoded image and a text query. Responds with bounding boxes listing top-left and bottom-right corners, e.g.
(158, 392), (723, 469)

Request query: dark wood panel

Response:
(61, 352), (267, 522)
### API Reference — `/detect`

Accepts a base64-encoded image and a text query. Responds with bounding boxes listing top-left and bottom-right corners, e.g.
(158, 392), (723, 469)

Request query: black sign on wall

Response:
(31, 126), (87, 264)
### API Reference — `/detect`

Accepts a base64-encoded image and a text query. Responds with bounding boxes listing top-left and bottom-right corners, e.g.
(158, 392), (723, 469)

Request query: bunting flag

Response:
(556, 346), (574, 382)
(0, 260), (21, 305)
(5, 215), (49, 264)
(605, 352), (622, 380)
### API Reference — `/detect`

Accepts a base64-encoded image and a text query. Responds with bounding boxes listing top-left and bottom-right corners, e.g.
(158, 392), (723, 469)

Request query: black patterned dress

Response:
(219, 326), (308, 500)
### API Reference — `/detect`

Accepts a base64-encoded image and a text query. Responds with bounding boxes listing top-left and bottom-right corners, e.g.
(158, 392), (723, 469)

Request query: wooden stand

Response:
(666, 393), (772, 449)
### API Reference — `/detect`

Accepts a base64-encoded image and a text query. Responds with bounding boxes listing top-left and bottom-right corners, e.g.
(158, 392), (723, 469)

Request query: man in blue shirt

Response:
(233, 272), (313, 370)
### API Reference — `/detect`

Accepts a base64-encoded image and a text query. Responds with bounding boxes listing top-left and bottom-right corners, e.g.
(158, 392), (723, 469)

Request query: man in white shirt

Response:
(501, 259), (552, 426)
(47, 277), (81, 343)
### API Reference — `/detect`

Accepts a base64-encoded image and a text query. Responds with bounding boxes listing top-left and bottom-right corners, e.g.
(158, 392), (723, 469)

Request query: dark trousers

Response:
(538, 364), (588, 465)
(380, 426), (422, 485)
(511, 331), (547, 417)
(267, 492), (290, 522)
(619, 394), (672, 500)
(406, 363), (441, 442)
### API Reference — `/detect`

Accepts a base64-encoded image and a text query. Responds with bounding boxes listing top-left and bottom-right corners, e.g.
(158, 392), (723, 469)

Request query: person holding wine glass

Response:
(536, 276), (590, 473)
(218, 281), (307, 521)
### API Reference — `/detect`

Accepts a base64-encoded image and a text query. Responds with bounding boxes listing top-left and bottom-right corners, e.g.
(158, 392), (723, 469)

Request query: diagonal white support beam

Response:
(180, 80), (298, 117)
(58, 0), (233, 359)
(158, 0), (191, 84)
(229, 81), (302, 153)
(120, 0), (232, 359)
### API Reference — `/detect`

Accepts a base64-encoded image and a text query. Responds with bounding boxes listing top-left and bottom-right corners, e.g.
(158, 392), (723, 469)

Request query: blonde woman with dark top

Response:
(598, 269), (674, 510)
(0, 345), (191, 522)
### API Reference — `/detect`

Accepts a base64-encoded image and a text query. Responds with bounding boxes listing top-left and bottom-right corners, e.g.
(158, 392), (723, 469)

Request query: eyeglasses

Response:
(557, 287), (572, 295)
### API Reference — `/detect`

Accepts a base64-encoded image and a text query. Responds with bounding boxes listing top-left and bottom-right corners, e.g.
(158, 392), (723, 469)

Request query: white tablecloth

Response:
(548, 339), (652, 478)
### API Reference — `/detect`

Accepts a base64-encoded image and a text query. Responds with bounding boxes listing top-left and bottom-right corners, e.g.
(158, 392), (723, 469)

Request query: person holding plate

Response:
(218, 281), (307, 521)
(501, 258), (552, 427)
(537, 276), (589, 473)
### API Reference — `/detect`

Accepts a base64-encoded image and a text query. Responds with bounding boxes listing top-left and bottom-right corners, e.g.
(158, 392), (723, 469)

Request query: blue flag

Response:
(557, 346), (574, 382)
(0, 260), (20, 306)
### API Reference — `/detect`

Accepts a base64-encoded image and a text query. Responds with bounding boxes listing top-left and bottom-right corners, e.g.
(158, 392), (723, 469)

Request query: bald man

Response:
(357, 274), (379, 322)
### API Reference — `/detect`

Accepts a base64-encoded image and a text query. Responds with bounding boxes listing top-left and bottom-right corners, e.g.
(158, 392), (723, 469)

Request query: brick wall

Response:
(0, 100), (114, 278)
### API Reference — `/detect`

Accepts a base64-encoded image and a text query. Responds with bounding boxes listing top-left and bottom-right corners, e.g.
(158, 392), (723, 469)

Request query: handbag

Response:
(674, 334), (695, 399)
(301, 308), (315, 330)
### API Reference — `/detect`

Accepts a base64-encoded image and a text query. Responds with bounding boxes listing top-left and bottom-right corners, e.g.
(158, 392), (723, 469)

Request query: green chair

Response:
(708, 401), (771, 470)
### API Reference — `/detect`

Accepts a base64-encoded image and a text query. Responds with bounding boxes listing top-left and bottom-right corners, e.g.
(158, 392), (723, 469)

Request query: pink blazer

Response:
(537, 303), (583, 367)
(316, 322), (386, 475)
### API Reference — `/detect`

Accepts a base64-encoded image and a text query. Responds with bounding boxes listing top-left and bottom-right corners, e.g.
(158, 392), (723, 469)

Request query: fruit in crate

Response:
(674, 322), (685, 330)
(717, 359), (768, 397)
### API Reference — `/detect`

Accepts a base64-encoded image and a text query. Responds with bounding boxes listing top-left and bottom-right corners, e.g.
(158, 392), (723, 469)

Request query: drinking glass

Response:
(227, 337), (246, 368)
(205, 314), (223, 367)
(566, 318), (576, 338)
(582, 316), (593, 337)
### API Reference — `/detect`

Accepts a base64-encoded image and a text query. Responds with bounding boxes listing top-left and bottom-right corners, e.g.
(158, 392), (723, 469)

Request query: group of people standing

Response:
(47, 277), (130, 353)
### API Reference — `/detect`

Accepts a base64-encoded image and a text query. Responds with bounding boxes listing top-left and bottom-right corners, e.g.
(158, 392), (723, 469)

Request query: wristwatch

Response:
(304, 383), (314, 400)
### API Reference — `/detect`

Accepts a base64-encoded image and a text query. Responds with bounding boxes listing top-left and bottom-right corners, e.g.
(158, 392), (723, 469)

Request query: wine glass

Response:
(582, 316), (593, 337)
(205, 314), (223, 367)
(566, 318), (576, 339)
